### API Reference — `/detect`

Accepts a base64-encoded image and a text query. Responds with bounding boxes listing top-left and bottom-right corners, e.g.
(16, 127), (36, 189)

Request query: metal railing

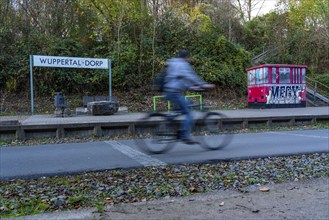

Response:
(153, 94), (203, 112)
(306, 76), (329, 105)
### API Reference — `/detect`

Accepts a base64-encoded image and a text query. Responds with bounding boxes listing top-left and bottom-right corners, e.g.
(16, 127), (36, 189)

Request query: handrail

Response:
(306, 76), (329, 105)
(306, 76), (329, 90)
(306, 77), (329, 96)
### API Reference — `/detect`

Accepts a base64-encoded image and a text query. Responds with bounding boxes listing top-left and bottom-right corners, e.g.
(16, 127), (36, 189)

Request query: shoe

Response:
(182, 139), (200, 145)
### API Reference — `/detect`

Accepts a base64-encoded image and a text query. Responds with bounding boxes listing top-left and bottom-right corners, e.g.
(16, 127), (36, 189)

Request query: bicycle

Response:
(134, 92), (233, 154)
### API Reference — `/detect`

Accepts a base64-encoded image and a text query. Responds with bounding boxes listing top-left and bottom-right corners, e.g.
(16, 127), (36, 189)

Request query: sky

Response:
(252, 0), (279, 17)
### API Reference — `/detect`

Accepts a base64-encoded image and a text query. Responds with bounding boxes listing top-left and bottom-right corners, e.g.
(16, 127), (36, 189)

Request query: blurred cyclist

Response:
(164, 50), (215, 144)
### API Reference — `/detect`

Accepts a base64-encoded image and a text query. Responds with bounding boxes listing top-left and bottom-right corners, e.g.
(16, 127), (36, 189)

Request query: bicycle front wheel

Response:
(134, 113), (177, 154)
(200, 112), (233, 150)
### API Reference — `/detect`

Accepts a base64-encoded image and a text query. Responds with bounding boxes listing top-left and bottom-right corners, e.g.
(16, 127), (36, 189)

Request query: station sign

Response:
(33, 55), (109, 69)
(29, 55), (112, 114)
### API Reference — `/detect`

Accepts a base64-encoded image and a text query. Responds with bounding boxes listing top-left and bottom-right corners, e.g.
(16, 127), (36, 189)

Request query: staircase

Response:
(306, 77), (329, 106)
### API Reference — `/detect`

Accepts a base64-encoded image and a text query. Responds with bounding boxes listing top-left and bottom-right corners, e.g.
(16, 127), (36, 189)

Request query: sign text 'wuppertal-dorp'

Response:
(33, 55), (109, 69)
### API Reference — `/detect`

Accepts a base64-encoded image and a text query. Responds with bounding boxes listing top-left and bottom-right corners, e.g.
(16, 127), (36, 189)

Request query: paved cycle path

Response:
(1, 129), (328, 181)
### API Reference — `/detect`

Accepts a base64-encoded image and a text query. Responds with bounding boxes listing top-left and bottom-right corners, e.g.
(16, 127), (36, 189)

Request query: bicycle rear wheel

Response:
(199, 112), (233, 150)
(134, 113), (177, 154)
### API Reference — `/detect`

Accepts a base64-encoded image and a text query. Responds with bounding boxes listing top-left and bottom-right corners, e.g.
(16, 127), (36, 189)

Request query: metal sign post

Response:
(29, 55), (34, 114)
(29, 55), (111, 114)
(109, 59), (112, 100)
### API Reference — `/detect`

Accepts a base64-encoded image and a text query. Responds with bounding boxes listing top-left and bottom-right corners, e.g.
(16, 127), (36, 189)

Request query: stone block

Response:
(87, 101), (119, 115)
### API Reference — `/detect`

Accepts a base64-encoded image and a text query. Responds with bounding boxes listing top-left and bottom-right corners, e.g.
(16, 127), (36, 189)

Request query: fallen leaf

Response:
(259, 187), (270, 192)
(104, 198), (113, 203)
(168, 173), (182, 178)
(132, 197), (140, 202)
(189, 187), (197, 192)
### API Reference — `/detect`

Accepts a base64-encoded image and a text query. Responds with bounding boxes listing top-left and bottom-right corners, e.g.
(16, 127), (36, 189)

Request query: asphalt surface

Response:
(1, 129), (328, 181)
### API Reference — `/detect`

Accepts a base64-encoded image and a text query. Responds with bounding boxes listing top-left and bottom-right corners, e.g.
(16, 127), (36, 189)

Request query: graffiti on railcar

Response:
(266, 85), (305, 104)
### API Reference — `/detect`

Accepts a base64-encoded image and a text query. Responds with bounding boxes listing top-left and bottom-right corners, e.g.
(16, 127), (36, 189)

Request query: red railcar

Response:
(246, 64), (307, 108)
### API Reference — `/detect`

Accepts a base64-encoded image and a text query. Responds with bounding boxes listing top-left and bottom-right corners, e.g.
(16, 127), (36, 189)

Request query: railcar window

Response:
(264, 67), (269, 83)
(302, 68), (306, 83)
(256, 69), (263, 84)
(279, 68), (290, 83)
(296, 68), (300, 83)
(248, 70), (256, 85)
(272, 67), (276, 83)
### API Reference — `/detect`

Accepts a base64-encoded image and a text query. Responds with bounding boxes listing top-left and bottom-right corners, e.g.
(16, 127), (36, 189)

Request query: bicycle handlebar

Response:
(189, 87), (205, 92)
(189, 84), (215, 92)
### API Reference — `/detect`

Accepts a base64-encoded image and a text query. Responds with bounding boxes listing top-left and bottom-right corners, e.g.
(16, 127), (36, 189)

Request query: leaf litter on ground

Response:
(0, 153), (328, 218)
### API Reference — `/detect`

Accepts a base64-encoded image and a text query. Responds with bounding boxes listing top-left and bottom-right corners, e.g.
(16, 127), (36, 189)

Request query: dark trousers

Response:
(165, 91), (192, 140)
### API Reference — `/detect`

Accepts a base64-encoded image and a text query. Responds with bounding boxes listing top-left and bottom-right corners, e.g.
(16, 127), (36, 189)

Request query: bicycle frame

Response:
(135, 91), (233, 153)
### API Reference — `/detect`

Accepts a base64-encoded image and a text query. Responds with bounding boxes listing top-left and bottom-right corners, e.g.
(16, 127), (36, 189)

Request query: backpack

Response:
(153, 65), (168, 92)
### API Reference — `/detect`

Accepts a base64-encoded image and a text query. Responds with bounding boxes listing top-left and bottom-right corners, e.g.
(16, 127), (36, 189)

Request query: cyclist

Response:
(164, 50), (215, 144)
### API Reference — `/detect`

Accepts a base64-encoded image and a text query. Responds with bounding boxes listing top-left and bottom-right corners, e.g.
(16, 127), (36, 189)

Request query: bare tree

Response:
(235, 0), (267, 22)
(150, 0), (160, 78)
